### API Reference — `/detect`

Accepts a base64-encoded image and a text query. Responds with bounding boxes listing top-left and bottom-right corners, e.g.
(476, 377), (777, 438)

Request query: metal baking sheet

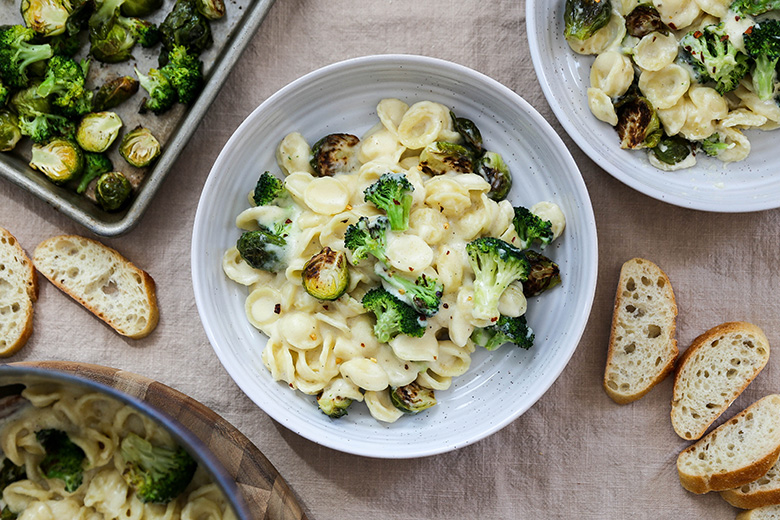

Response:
(0, 0), (275, 236)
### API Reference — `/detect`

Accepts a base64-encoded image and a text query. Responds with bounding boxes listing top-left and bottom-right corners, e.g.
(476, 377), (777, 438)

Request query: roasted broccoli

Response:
(310, 133), (361, 176)
(316, 387), (352, 418)
(564, 0), (612, 41)
(120, 433), (197, 504)
(466, 237), (531, 320)
(159, 0), (213, 61)
(0, 25), (54, 89)
(91, 16), (160, 63)
(471, 314), (535, 351)
(615, 95), (662, 150)
(0, 79), (8, 106)
(10, 83), (73, 143)
(743, 20), (780, 100)
(361, 287), (427, 343)
(77, 152), (113, 193)
(512, 206), (554, 251)
(36, 429), (86, 492)
(700, 133), (733, 157)
(252, 171), (287, 206)
(476, 151), (512, 201)
(730, 0), (780, 16)
(302, 247), (350, 301)
(363, 173), (414, 231)
(135, 66), (176, 114)
(418, 141), (474, 175)
(343, 216), (389, 264)
(523, 250), (562, 297)
(237, 226), (287, 272)
(680, 23), (750, 95)
(36, 56), (93, 118)
(0, 458), (27, 490)
(390, 382), (436, 414)
(375, 266), (442, 317)
(161, 44), (203, 104)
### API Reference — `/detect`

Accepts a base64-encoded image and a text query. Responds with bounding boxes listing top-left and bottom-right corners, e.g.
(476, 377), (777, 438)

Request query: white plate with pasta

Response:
(527, 0), (780, 212)
(191, 55), (598, 458)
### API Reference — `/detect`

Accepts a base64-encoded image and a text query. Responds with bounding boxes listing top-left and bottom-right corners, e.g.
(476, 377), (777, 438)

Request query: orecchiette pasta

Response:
(0, 385), (234, 519)
(224, 99), (565, 423)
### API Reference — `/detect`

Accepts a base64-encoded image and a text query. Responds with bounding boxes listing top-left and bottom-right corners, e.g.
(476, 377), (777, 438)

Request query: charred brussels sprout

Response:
(302, 247), (349, 301)
(523, 250), (562, 297)
(76, 111), (123, 152)
(476, 151), (512, 201)
(0, 111), (23, 152)
(450, 111), (483, 152)
(564, 0), (612, 41)
(121, 0), (164, 17)
(77, 152), (113, 193)
(29, 138), (83, 184)
(119, 126), (161, 167)
(390, 382), (436, 414)
(237, 227), (286, 272)
(615, 96), (662, 150)
(419, 141), (474, 175)
(21, 0), (71, 37)
(95, 171), (132, 210)
(90, 17), (160, 63)
(316, 388), (352, 418)
(93, 76), (139, 111)
(624, 4), (669, 37)
(310, 133), (360, 176)
(651, 134), (693, 165)
(195, 0), (225, 19)
(159, 0), (213, 59)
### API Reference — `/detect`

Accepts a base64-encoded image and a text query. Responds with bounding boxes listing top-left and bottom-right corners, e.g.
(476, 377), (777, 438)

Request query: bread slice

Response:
(33, 235), (158, 339)
(737, 505), (780, 520)
(603, 258), (678, 404)
(0, 228), (37, 356)
(677, 394), (780, 494)
(722, 457), (780, 509)
(671, 322), (770, 441)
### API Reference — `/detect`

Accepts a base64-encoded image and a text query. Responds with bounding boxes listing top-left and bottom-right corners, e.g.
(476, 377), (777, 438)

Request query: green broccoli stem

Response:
(753, 54), (779, 100)
(17, 42), (53, 72)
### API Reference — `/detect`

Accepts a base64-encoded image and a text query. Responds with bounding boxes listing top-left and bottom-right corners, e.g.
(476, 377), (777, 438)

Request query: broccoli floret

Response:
(0, 458), (26, 490)
(237, 226), (287, 272)
(361, 287), (426, 343)
(120, 433), (197, 504)
(471, 315), (535, 351)
(36, 56), (93, 117)
(700, 133), (733, 157)
(1, 506), (16, 520)
(524, 250), (562, 297)
(375, 265), (442, 317)
(0, 80), (8, 106)
(77, 152), (114, 193)
(343, 216), (389, 264)
(363, 173), (414, 231)
(512, 206), (554, 250)
(0, 25), (54, 88)
(252, 171), (287, 206)
(11, 83), (74, 143)
(466, 237), (531, 321)
(36, 429), (86, 492)
(730, 0), (780, 16)
(743, 20), (780, 100)
(135, 66), (176, 114)
(161, 44), (203, 104)
(680, 24), (750, 95)
(121, 16), (160, 47)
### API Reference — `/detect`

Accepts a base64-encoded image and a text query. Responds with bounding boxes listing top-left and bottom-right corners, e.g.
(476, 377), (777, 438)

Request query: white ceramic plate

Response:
(527, 2), (780, 212)
(191, 55), (598, 458)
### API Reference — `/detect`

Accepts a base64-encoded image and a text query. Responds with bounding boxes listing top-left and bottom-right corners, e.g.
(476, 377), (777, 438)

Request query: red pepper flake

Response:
(442, 303), (449, 309)
(720, 34), (730, 42)
(274, 303), (281, 314)
(360, 343), (366, 348)
(491, 316), (499, 322)
(669, 23), (677, 30)
(745, 26), (753, 35)
(285, 218), (292, 224)
(409, 267), (414, 271)
(736, 15), (741, 21)
(693, 30), (703, 38)
(446, 250), (450, 255)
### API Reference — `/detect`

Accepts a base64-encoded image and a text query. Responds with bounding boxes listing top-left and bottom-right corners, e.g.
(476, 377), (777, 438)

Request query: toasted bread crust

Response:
(603, 258), (678, 404)
(0, 228), (38, 356)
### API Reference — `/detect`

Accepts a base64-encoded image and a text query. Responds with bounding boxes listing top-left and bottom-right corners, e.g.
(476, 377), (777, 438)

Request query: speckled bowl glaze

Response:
(191, 55), (598, 458)
(527, 2), (780, 212)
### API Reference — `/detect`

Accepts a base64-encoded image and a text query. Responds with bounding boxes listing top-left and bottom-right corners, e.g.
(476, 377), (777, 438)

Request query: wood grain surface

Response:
(9, 361), (309, 520)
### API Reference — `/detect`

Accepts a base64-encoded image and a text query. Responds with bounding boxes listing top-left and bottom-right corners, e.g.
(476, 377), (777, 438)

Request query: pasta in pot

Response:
(0, 385), (236, 520)
(223, 99), (566, 423)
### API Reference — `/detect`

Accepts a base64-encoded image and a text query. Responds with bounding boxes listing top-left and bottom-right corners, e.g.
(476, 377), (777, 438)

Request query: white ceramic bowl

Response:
(192, 55), (598, 458)
(527, 2), (780, 212)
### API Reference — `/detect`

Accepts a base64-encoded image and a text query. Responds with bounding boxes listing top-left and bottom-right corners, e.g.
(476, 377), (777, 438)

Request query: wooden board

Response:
(10, 361), (309, 520)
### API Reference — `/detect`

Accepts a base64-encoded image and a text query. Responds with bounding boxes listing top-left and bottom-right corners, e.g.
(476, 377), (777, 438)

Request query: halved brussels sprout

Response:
(652, 134), (693, 165)
(0, 111), (23, 152)
(95, 171), (133, 211)
(76, 112), (123, 153)
(564, 0), (613, 41)
(120, 0), (163, 17)
(523, 250), (562, 297)
(29, 138), (83, 184)
(476, 151), (512, 201)
(302, 247), (349, 301)
(237, 227), (286, 272)
(195, 0), (225, 19)
(119, 126), (161, 167)
(390, 382), (436, 414)
(21, 0), (70, 37)
(93, 76), (139, 111)
(309, 133), (360, 176)
(615, 96), (662, 150)
(450, 111), (483, 152)
(419, 141), (474, 175)
(77, 152), (113, 194)
(625, 4), (669, 38)
(316, 390), (352, 418)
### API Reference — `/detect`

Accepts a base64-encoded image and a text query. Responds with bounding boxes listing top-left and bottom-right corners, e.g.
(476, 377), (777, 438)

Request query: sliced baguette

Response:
(33, 235), (158, 339)
(671, 322), (770, 441)
(722, 457), (780, 509)
(603, 258), (678, 404)
(0, 228), (37, 356)
(677, 394), (780, 494)
(737, 505), (780, 520)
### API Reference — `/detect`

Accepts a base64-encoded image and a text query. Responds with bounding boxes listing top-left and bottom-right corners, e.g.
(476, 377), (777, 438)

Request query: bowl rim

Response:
(192, 53), (599, 457)
(525, 1), (780, 213)
(0, 364), (252, 519)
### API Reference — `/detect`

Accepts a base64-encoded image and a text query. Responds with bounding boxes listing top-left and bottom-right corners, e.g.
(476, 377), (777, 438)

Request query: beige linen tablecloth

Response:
(2, 1), (779, 518)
